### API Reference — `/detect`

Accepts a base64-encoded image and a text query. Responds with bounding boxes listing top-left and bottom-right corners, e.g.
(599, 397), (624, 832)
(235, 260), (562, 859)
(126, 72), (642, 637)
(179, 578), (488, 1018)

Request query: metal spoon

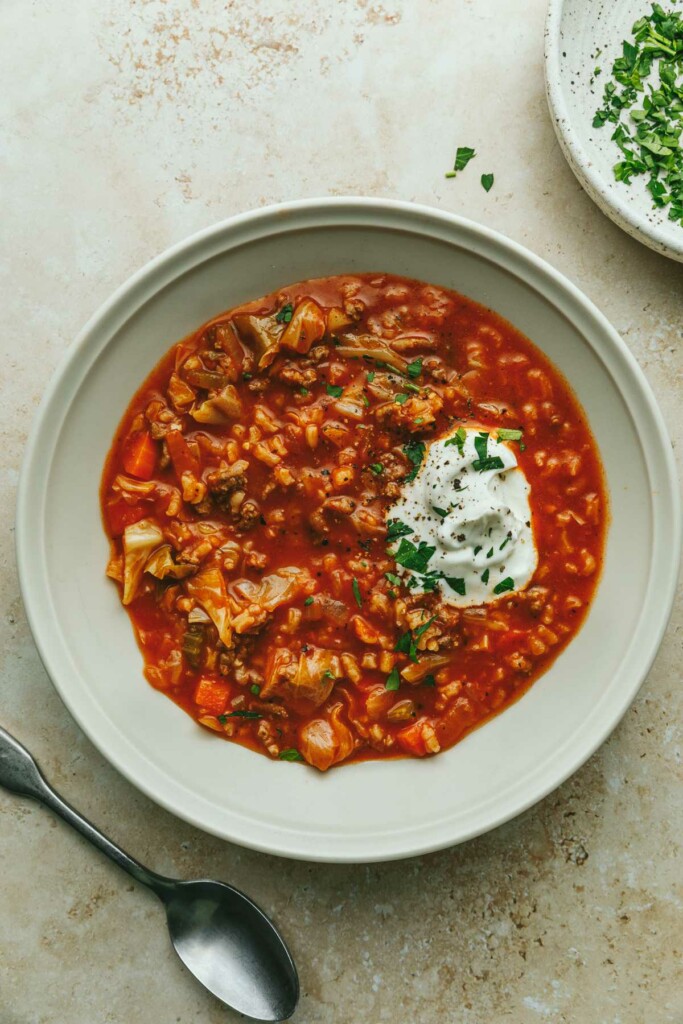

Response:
(0, 725), (299, 1022)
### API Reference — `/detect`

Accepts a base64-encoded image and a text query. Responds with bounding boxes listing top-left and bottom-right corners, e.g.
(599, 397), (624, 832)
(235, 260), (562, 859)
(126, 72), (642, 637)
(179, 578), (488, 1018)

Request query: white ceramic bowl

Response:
(545, 0), (683, 263)
(17, 198), (680, 862)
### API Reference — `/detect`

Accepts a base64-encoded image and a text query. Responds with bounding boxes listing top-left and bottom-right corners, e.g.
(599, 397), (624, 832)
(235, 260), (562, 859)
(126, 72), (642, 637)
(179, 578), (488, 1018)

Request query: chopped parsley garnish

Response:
(322, 669), (335, 680)
(432, 506), (449, 518)
(226, 710), (262, 719)
(394, 393), (409, 405)
(423, 674), (436, 687)
(499, 537), (510, 551)
(367, 371), (376, 382)
(387, 518), (414, 541)
(446, 146), (477, 177)
(481, 568), (490, 585)
(493, 576), (515, 595)
(487, 548), (494, 558)
(406, 357), (423, 379)
(473, 456), (505, 472)
(481, 172), (494, 192)
(352, 577), (363, 608)
(444, 426), (467, 456)
(369, 462), (384, 475)
(304, 596), (314, 606)
(326, 384), (343, 398)
(250, 684), (261, 696)
(444, 577), (466, 596)
(403, 381), (421, 394)
(474, 431), (489, 462)
(385, 571), (402, 586)
(497, 427), (523, 441)
(278, 748), (303, 761)
(593, 5), (683, 227)
(385, 667), (401, 690)
(299, 386), (310, 396)
(217, 714), (228, 724)
(403, 440), (426, 482)
(275, 303), (293, 323)
(474, 545), (482, 556)
(396, 615), (437, 662)
(394, 538), (436, 574)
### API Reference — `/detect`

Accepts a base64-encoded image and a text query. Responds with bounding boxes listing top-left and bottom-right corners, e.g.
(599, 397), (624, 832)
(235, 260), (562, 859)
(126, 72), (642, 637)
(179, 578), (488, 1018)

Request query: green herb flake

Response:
(473, 456), (505, 472)
(369, 462), (384, 475)
(227, 710), (262, 719)
(403, 440), (426, 482)
(367, 371), (376, 382)
(474, 431), (489, 462)
(304, 596), (314, 606)
(298, 386), (310, 396)
(387, 518), (414, 541)
(493, 576), (515, 595)
(326, 384), (343, 398)
(432, 506), (449, 518)
(275, 303), (294, 324)
(445, 577), (466, 596)
(217, 714), (228, 724)
(481, 173), (494, 192)
(497, 427), (523, 442)
(406, 358), (423, 379)
(474, 545), (482, 555)
(423, 674), (436, 687)
(385, 667), (401, 691)
(486, 548), (494, 559)
(278, 748), (303, 761)
(394, 538), (436, 574)
(385, 571), (402, 586)
(481, 568), (490, 585)
(394, 392), (409, 405)
(452, 146), (476, 172)
(352, 577), (363, 608)
(444, 426), (467, 456)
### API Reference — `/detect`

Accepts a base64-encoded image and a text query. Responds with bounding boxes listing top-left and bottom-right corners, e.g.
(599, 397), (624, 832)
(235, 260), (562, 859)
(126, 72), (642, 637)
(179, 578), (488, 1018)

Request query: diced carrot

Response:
(106, 500), (148, 536)
(165, 429), (200, 478)
(395, 718), (429, 757)
(194, 678), (230, 716)
(122, 431), (157, 480)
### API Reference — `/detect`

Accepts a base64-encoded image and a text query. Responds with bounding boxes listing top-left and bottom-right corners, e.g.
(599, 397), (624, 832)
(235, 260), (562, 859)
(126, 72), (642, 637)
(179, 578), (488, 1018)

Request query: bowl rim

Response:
(544, 0), (683, 263)
(16, 196), (681, 862)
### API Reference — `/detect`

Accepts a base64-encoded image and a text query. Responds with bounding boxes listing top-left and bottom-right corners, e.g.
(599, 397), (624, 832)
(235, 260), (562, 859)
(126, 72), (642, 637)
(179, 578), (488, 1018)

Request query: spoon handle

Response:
(0, 725), (172, 898)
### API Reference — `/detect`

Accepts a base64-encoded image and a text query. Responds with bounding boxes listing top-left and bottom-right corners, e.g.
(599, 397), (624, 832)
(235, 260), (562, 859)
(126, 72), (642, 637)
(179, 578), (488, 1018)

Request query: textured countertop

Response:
(1, 1), (681, 1021)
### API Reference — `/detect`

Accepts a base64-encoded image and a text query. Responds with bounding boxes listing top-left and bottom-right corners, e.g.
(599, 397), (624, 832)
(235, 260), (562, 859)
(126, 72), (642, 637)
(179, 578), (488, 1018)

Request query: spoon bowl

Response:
(164, 879), (299, 1021)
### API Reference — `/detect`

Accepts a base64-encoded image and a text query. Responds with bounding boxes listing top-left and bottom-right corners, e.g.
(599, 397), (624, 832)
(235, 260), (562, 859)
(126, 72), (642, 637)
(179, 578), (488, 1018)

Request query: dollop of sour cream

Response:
(386, 427), (537, 607)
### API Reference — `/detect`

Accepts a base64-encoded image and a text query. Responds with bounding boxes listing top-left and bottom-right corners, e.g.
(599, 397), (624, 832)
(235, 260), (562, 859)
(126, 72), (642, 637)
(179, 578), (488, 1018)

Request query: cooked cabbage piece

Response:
(121, 519), (164, 605)
(261, 646), (342, 708)
(186, 564), (233, 647)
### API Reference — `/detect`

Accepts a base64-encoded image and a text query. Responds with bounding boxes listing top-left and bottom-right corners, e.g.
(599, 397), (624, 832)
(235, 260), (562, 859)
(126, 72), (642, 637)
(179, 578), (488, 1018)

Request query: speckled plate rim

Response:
(16, 197), (681, 862)
(545, 0), (683, 263)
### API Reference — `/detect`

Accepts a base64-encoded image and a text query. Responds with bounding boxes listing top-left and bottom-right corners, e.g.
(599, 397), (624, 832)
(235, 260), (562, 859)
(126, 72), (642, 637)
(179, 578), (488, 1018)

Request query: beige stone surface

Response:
(1, 1), (681, 1021)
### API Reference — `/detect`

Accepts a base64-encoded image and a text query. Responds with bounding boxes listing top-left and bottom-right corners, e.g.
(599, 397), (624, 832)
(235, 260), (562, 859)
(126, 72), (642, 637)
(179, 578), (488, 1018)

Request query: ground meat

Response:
(272, 359), (318, 388)
(206, 460), (249, 498)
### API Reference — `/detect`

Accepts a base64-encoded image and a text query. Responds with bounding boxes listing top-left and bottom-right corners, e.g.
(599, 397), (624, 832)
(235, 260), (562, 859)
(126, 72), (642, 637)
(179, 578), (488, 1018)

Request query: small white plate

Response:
(16, 198), (680, 862)
(545, 0), (683, 262)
